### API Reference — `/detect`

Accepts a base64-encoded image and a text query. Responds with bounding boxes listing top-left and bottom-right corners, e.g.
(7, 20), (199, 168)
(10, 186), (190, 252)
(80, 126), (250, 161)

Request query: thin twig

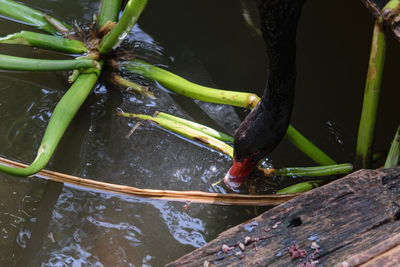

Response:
(125, 122), (142, 139)
(0, 156), (299, 206)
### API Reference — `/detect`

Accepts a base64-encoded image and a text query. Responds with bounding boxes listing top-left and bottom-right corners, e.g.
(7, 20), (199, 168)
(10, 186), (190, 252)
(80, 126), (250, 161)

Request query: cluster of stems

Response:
(0, 0), (147, 176)
(1, 0), (396, 197)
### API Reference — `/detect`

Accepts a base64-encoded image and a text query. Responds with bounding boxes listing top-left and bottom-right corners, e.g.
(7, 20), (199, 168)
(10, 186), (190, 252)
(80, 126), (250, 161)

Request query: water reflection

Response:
(29, 187), (256, 266)
(0, 74), (59, 163)
(1, 0), (400, 266)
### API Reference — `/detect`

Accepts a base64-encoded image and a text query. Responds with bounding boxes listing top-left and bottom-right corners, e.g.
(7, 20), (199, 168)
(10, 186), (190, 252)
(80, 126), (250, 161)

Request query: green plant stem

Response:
(156, 112), (234, 143)
(0, 0), (70, 34)
(384, 126), (400, 168)
(99, 0), (148, 54)
(67, 52), (100, 83)
(0, 31), (87, 54)
(262, 163), (352, 177)
(382, 0), (400, 11)
(276, 181), (320, 194)
(214, 163), (350, 187)
(0, 54), (99, 71)
(97, 0), (122, 29)
(285, 125), (337, 165)
(122, 59), (261, 108)
(124, 59), (335, 165)
(109, 73), (155, 98)
(0, 69), (101, 176)
(117, 112), (234, 157)
(356, 19), (386, 168)
(373, 151), (386, 163)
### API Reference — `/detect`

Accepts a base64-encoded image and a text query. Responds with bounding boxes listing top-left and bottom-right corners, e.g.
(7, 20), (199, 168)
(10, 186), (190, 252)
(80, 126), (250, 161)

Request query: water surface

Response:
(1, 0), (400, 266)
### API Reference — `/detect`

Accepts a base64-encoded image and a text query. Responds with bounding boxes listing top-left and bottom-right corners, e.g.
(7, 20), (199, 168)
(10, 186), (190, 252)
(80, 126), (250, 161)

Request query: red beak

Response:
(224, 157), (255, 190)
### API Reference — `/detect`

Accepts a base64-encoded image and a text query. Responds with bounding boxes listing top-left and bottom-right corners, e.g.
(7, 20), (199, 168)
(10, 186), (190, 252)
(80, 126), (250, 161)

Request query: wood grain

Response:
(167, 168), (400, 266)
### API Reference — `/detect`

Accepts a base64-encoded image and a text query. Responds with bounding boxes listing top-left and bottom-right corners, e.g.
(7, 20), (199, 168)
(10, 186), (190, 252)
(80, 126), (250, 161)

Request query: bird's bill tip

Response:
(223, 157), (254, 191)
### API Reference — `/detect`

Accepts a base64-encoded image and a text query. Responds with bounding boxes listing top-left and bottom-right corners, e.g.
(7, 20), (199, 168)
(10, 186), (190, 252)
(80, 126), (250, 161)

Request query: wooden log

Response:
(167, 167), (400, 266)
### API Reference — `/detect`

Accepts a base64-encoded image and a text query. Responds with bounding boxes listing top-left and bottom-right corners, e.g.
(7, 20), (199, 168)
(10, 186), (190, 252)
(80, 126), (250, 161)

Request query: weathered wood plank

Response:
(335, 232), (400, 266)
(167, 168), (400, 267)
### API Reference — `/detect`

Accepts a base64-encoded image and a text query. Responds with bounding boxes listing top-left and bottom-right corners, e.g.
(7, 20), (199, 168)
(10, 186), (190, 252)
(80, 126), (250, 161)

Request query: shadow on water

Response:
(0, 0), (400, 265)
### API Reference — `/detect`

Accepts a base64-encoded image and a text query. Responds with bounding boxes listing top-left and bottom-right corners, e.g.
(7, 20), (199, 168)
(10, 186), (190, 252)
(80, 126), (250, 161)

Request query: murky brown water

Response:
(1, 0), (399, 265)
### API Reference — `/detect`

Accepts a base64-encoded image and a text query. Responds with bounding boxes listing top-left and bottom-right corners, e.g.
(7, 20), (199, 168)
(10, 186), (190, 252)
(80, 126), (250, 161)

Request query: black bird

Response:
(224, 0), (399, 190)
(224, 0), (306, 190)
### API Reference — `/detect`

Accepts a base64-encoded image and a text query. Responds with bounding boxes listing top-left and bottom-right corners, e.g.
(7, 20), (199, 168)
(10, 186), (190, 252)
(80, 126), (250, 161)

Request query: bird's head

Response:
(224, 100), (290, 190)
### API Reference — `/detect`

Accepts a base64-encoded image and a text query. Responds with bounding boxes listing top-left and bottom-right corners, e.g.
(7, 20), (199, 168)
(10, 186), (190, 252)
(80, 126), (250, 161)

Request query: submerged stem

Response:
(356, 19), (386, 168)
(109, 73), (155, 98)
(0, 68), (101, 176)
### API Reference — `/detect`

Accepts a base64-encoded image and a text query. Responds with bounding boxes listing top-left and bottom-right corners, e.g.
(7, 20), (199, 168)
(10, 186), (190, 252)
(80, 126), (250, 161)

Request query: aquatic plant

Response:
(0, 0), (398, 197)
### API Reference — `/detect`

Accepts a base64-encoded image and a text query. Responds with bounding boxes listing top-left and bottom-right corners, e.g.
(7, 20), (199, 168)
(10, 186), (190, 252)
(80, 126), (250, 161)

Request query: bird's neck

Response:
(259, 0), (305, 106)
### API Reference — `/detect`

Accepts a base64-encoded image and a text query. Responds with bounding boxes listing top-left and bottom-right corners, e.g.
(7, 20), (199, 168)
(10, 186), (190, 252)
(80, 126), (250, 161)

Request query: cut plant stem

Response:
(122, 59), (260, 108)
(259, 163), (353, 177)
(99, 0), (148, 54)
(109, 73), (155, 98)
(277, 181), (320, 194)
(0, 68), (101, 176)
(356, 19), (386, 169)
(0, 31), (87, 54)
(117, 112), (234, 157)
(0, 0), (71, 35)
(384, 125), (400, 168)
(124, 59), (336, 164)
(0, 54), (99, 71)
(285, 125), (337, 165)
(97, 0), (122, 29)
(156, 112), (234, 143)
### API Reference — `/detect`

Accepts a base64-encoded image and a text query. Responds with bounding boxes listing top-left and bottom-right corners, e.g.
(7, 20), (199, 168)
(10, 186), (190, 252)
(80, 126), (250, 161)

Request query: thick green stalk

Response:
(156, 112), (234, 143)
(97, 0), (122, 29)
(0, 0), (70, 34)
(356, 20), (386, 168)
(99, 0), (148, 54)
(276, 181), (320, 194)
(384, 126), (400, 168)
(117, 112), (234, 157)
(0, 31), (87, 54)
(122, 59), (260, 108)
(264, 163), (352, 177)
(0, 54), (99, 71)
(124, 59), (335, 164)
(0, 70), (100, 176)
(285, 125), (337, 165)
